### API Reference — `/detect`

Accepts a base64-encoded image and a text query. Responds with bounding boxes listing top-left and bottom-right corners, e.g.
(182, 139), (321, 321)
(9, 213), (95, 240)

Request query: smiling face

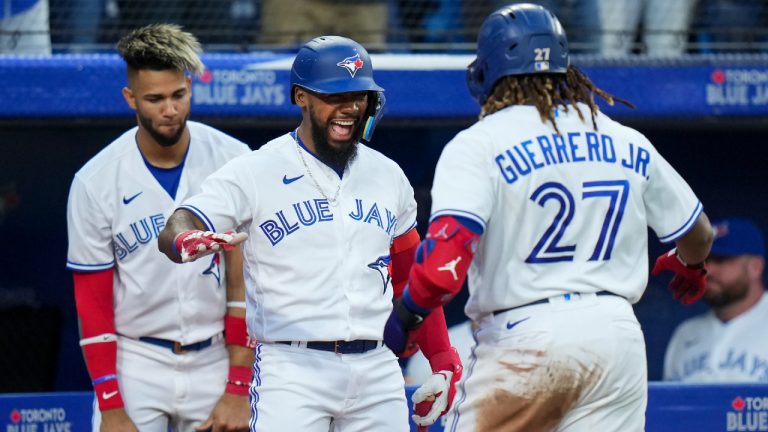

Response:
(122, 68), (191, 148)
(295, 87), (369, 167)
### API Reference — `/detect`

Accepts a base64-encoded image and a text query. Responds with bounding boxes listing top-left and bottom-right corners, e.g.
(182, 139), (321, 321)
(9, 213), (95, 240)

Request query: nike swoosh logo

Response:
(102, 390), (119, 400)
(122, 191), (142, 204)
(506, 317), (530, 330)
(282, 174), (304, 185)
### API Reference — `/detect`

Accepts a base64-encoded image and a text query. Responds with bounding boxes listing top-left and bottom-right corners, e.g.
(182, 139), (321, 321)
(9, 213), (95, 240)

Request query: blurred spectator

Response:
(259, 0), (387, 48)
(83, 0), (253, 47)
(664, 218), (767, 382)
(597, 0), (698, 56)
(0, 0), (51, 54)
(63, 0), (117, 51)
(695, 0), (767, 53)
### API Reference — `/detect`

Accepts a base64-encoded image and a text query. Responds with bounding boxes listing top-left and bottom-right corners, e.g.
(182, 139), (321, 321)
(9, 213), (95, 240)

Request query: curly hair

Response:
(117, 23), (204, 76)
(480, 65), (634, 134)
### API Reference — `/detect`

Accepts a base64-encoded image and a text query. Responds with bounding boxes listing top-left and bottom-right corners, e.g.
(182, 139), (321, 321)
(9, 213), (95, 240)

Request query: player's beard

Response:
(309, 108), (360, 169)
(138, 111), (189, 148)
(703, 272), (750, 308)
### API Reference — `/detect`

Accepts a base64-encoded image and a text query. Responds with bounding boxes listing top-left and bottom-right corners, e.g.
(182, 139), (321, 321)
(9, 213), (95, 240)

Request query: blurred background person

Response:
(695, 0), (768, 53)
(597, 0), (698, 56)
(0, 0), (51, 54)
(259, 0), (387, 48)
(664, 217), (767, 382)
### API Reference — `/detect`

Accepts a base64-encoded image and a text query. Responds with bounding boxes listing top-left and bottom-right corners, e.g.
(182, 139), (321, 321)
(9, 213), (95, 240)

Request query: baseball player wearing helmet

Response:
(665, 218), (768, 383)
(384, 4), (714, 431)
(66, 24), (253, 431)
(157, 35), (461, 431)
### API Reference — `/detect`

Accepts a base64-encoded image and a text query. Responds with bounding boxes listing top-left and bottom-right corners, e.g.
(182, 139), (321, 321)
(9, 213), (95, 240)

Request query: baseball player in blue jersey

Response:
(66, 24), (253, 431)
(156, 35), (461, 431)
(384, 4), (714, 431)
(665, 218), (768, 383)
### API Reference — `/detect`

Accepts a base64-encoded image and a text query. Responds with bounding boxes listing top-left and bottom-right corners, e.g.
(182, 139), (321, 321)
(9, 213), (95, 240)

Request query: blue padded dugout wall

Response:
(2, 384), (768, 431)
(2, 53), (768, 120)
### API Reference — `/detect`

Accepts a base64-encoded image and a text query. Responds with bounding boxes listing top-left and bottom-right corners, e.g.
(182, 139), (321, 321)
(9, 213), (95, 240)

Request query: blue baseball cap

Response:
(710, 218), (765, 258)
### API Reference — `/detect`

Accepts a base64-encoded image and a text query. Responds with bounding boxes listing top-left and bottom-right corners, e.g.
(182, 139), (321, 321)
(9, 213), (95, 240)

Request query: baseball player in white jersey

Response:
(384, 4), (714, 432)
(665, 218), (768, 382)
(66, 24), (253, 432)
(157, 36), (461, 431)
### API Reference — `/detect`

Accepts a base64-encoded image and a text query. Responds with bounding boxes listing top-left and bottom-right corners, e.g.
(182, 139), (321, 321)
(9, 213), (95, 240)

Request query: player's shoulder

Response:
(188, 121), (250, 155)
(225, 132), (294, 169)
(73, 126), (139, 183)
(673, 311), (716, 339)
(592, 108), (653, 146)
(436, 118), (495, 163)
(355, 143), (409, 179)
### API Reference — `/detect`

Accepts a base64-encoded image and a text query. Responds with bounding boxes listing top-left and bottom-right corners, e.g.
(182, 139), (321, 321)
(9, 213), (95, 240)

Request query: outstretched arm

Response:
(158, 209), (247, 264)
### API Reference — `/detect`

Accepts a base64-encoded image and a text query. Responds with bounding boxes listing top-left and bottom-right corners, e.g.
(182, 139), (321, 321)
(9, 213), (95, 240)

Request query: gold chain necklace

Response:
(293, 131), (342, 206)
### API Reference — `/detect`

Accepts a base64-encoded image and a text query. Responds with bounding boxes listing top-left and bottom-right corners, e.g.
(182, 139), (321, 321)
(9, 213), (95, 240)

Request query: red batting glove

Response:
(414, 400), (434, 432)
(651, 248), (707, 305)
(411, 347), (463, 429)
(174, 230), (248, 263)
(411, 371), (453, 428)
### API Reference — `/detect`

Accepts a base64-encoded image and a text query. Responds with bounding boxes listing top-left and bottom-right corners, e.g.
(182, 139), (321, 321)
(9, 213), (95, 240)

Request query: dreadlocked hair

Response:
(117, 23), (204, 76)
(480, 65), (634, 135)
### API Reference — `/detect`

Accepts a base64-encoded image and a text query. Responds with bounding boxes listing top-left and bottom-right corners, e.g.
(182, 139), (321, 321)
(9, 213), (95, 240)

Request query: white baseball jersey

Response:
(664, 292), (768, 383)
(180, 132), (417, 342)
(66, 121), (250, 342)
(430, 103), (701, 320)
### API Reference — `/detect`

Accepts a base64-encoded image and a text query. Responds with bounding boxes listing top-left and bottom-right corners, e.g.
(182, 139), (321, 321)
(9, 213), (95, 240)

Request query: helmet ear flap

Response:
(361, 91), (385, 144)
(466, 59), (486, 105)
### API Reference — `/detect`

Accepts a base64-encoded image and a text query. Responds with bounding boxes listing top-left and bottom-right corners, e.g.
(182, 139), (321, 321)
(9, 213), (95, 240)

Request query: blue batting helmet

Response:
(290, 35), (383, 102)
(291, 35), (385, 143)
(466, 3), (569, 105)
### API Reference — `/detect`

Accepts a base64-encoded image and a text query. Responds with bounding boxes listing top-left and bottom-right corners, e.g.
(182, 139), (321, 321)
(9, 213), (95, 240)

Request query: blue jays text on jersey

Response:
(113, 213), (165, 260)
(495, 132), (651, 185)
(676, 349), (768, 382)
(259, 197), (398, 246)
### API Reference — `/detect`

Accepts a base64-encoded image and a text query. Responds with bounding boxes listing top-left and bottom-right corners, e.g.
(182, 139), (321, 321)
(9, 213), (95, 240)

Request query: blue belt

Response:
(138, 336), (215, 354)
(277, 340), (381, 354)
(492, 291), (620, 316)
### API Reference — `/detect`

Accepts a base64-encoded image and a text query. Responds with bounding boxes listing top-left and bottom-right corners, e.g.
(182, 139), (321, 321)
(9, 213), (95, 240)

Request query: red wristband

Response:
(94, 377), (124, 410)
(225, 366), (252, 396)
(225, 315), (256, 348)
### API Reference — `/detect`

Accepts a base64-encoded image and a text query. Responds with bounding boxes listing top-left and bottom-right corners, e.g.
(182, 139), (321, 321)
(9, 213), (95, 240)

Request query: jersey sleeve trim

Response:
(658, 201), (703, 243)
(430, 209), (487, 231)
(66, 260), (115, 272)
(397, 220), (417, 238)
(179, 204), (216, 232)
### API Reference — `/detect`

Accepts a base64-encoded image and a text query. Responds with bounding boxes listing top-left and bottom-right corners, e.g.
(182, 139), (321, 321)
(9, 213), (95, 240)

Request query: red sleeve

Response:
(415, 306), (451, 364)
(389, 228), (420, 299)
(73, 270), (124, 410)
(74, 270), (116, 338)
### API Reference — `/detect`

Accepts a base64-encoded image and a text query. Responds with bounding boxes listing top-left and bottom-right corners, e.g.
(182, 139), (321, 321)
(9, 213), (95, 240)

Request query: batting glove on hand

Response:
(411, 370), (453, 428)
(652, 248), (707, 305)
(174, 230), (248, 263)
